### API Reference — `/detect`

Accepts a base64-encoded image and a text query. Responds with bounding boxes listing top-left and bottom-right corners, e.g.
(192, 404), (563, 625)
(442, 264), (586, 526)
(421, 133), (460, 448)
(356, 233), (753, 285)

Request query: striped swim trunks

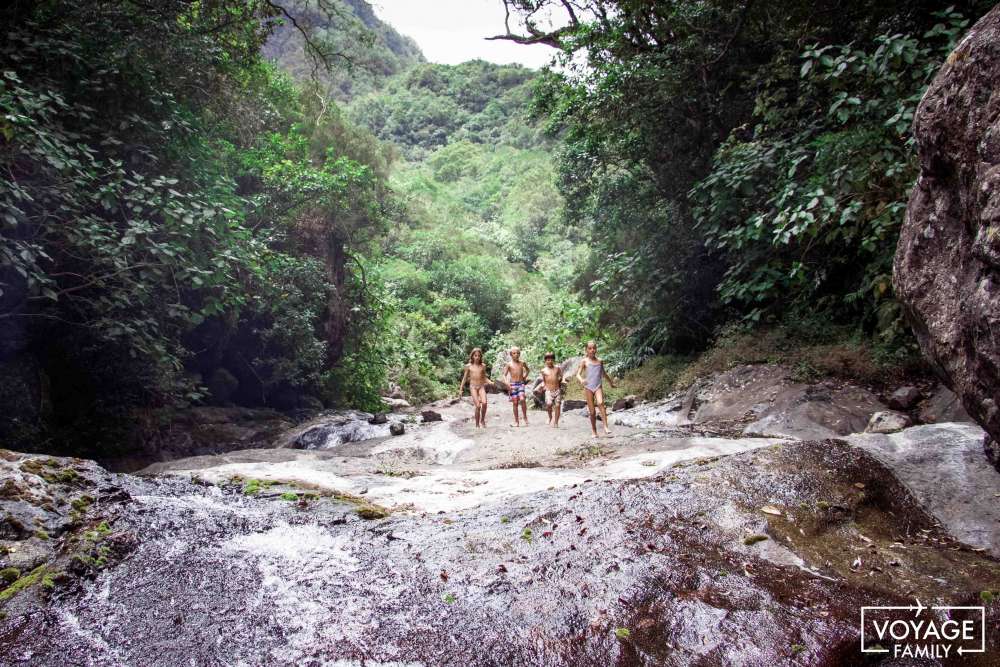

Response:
(509, 381), (525, 401)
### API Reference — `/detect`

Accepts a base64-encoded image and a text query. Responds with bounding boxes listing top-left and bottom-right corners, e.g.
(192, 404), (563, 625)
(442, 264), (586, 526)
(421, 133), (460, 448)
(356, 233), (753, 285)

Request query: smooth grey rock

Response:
(382, 397), (411, 412)
(368, 413), (388, 425)
(420, 410), (443, 423)
(887, 386), (922, 411)
(610, 395), (686, 428)
(865, 411), (913, 434)
(847, 423), (999, 556)
(389, 422), (405, 436)
(918, 385), (974, 424)
(280, 410), (400, 450)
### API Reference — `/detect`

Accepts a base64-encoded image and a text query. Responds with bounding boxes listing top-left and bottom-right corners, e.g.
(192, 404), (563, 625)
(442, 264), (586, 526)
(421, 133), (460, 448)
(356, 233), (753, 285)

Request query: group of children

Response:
(456, 341), (616, 437)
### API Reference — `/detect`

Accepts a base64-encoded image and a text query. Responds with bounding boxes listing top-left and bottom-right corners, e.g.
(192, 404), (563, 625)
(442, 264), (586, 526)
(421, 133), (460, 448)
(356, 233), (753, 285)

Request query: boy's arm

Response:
(457, 366), (468, 397)
(575, 360), (586, 384)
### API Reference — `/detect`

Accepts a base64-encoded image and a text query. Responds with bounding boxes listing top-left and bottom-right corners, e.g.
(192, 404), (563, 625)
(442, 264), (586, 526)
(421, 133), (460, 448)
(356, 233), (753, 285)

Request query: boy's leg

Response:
(584, 389), (598, 436)
(511, 394), (520, 426)
(553, 399), (561, 427)
(595, 387), (611, 435)
(546, 401), (553, 425)
(521, 395), (529, 424)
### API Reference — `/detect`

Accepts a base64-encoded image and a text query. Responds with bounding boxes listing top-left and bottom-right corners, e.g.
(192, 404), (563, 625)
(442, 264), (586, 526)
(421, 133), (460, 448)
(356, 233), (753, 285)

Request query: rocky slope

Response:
(0, 364), (997, 664)
(2, 440), (998, 665)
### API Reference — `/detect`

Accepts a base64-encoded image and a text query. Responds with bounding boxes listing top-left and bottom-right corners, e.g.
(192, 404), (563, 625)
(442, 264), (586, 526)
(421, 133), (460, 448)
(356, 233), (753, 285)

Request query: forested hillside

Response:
(262, 0), (424, 101)
(495, 0), (996, 378)
(345, 60), (593, 400)
(0, 0), (404, 455)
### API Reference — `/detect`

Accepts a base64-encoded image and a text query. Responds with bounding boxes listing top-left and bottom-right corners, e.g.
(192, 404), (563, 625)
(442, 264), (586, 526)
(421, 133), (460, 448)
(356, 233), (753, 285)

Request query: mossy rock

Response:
(355, 505), (390, 520)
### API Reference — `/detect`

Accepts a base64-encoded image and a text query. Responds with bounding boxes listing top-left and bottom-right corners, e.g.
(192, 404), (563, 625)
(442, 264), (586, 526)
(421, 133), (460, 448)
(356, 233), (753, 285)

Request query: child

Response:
(503, 347), (530, 427)
(575, 340), (616, 437)
(458, 347), (494, 428)
(538, 352), (566, 427)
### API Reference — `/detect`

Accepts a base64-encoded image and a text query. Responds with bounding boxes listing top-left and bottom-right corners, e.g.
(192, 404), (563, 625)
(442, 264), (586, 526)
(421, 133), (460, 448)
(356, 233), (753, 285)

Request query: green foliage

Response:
(0, 0), (393, 453)
(519, 0), (992, 357)
(348, 61), (543, 159)
(366, 74), (588, 402)
(692, 9), (971, 342)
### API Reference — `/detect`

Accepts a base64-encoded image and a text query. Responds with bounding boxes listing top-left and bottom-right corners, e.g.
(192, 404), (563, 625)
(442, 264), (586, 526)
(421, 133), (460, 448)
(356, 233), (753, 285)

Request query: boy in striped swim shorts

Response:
(503, 347), (531, 427)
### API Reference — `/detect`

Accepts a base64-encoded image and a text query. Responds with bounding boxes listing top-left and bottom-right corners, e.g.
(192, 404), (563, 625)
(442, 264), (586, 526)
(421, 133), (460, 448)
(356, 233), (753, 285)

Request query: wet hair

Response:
(509, 347), (520, 355)
(468, 347), (484, 364)
(585, 340), (597, 351)
(544, 352), (556, 361)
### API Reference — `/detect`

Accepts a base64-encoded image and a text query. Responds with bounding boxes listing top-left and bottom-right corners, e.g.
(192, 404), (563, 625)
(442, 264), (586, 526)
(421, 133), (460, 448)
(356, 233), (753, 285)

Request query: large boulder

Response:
(894, 6), (1000, 442)
(847, 423), (999, 555)
(113, 407), (293, 471)
(918, 384), (974, 424)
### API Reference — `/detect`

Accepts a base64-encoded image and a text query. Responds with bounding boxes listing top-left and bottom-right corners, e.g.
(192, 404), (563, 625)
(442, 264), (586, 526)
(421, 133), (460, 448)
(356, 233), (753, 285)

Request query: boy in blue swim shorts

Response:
(503, 347), (530, 427)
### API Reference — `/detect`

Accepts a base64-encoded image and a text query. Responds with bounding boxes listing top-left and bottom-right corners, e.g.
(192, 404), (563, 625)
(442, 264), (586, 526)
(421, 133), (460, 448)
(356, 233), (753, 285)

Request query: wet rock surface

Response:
(112, 406), (294, 471)
(278, 410), (413, 450)
(847, 422), (1000, 556)
(0, 450), (136, 623)
(3, 374), (999, 665)
(3, 441), (998, 666)
(611, 364), (886, 441)
(894, 4), (1000, 443)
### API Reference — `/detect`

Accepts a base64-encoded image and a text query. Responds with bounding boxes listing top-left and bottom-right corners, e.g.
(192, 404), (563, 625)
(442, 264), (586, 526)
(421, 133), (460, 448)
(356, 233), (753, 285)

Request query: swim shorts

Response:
(545, 388), (562, 407)
(509, 381), (525, 401)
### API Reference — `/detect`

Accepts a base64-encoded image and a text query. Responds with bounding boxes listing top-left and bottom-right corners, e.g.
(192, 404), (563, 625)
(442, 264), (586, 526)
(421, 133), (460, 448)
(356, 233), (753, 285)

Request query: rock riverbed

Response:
(1, 365), (998, 665)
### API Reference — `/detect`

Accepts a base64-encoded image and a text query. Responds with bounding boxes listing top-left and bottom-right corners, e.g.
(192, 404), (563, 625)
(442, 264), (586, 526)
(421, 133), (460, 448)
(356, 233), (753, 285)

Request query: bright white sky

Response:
(371, 0), (557, 69)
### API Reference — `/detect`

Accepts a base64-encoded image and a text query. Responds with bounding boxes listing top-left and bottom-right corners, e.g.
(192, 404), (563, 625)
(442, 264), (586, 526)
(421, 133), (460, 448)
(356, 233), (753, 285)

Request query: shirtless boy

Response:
(538, 352), (565, 427)
(575, 340), (616, 437)
(503, 347), (530, 427)
(458, 347), (494, 428)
